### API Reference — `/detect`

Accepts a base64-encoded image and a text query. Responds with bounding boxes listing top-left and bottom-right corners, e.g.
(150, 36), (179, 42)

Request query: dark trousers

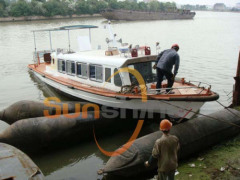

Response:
(156, 68), (174, 92)
(158, 171), (175, 180)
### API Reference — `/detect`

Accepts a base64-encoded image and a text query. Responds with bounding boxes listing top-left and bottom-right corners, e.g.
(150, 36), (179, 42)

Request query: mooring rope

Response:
(216, 100), (240, 119)
(161, 100), (240, 128)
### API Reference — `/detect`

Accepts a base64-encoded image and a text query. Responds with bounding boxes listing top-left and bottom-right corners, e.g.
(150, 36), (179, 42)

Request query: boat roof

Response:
(32, 25), (98, 32)
(57, 50), (128, 67)
(56, 50), (157, 67)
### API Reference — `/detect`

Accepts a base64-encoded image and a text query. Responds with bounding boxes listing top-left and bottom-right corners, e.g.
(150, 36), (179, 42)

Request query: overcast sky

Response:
(161, 0), (240, 6)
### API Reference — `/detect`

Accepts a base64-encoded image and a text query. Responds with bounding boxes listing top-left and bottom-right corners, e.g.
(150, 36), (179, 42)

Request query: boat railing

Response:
(33, 50), (54, 65)
(33, 48), (76, 64)
(188, 80), (212, 88)
(33, 48), (75, 64)
(148, 85), (210, 95)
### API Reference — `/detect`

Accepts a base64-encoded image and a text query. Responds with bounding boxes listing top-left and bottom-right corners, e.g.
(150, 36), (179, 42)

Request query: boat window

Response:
(114, 68), (122, 87)
(96, 66), (103, 81)
(58, 60), (61, 72)
(105, 68), (111, 83)
(71, 61), (75, 75)
(76, 62), (88, 79)
(77, 63), (82, 76)
(90, 65), (96, 79)
(66, 60), (75, 76)
(89, 64), (103, 82)
(58, 59), (66, 73)
(128, 61), (157, 84)
(62, 61), (65, 72)
(66, 61), (71, 75)
(82, 64), (88, 78)
(151, 61), (156, 76)
(128, 65), (134, 70)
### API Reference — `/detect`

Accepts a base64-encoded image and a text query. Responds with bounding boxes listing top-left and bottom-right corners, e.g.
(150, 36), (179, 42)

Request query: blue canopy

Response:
(32, 25), (98, 32)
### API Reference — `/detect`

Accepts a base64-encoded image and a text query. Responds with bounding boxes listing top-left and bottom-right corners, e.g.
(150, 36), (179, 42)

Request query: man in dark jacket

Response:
(153, 44), (180, 93)
(145, 119), (180, 180)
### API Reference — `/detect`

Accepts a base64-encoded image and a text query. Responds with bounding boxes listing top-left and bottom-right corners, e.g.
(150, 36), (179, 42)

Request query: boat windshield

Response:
(128, 61), (157, 84)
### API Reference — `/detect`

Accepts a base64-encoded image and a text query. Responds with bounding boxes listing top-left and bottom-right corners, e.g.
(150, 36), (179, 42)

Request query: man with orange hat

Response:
(153, 44), (180, 94)
(145, 119), (180, 180)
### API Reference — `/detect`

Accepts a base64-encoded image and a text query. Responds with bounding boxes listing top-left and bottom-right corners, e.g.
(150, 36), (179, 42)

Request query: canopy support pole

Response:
(33, 31), (37, 53)
(49, 31), (53, 51)
(89, 28), (91, 43)
(33, 31), (38, 64)
(68, 30), (71, 52)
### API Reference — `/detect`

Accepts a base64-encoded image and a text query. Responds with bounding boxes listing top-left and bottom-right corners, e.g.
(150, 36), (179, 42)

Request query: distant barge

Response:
(101, 9), (196, 21)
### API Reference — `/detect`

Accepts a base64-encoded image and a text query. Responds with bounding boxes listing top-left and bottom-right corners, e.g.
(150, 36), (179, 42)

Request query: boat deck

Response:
(170, 84), (204, 95)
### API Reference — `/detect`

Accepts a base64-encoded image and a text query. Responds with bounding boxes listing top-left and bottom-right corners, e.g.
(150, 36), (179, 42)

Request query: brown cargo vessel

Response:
(101, 9), (196, 21)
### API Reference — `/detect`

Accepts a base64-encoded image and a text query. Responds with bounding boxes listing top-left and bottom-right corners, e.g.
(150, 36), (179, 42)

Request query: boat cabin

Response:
(32, 24), (157, 93)
(45, 50), (157, 92)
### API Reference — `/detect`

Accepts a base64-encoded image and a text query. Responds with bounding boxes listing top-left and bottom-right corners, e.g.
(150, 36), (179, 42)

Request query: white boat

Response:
(28, 24), (219, 119)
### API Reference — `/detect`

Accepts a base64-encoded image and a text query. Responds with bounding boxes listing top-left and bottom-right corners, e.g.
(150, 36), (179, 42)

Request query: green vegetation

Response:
(0, 0), (177, 17)
(235, 106), (240, 111)
(0, 0), (8, 16)
(176, 135), (240, 180)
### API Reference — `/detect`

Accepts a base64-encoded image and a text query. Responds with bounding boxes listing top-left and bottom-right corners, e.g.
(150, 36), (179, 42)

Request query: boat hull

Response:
(30, 70), (204, 119)
(101, 9), (196, 21)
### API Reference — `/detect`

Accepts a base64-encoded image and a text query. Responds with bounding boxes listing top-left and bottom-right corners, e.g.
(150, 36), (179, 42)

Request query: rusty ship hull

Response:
(101, 9), (196, 21)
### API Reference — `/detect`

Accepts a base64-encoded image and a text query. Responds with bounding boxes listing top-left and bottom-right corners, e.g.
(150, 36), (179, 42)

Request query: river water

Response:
(0, 11), (240, 179)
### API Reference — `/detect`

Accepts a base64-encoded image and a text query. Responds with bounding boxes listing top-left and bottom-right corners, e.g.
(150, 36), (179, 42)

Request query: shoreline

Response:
(0, 14), (102, 23)
(0, 10), (239, 23)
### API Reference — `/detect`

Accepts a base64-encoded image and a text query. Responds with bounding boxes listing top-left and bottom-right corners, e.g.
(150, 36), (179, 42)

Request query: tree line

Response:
(0, 0), (177, 17)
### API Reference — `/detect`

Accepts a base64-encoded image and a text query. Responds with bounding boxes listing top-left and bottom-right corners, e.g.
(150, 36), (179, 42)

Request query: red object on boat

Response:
(131, 49), (138, 57)
(145, 46), (151, 55)
(181, 78), (185, 85)
(134, 86), (139, 94)
(206, 87), (211, 94)
(151, 83), (156, 89)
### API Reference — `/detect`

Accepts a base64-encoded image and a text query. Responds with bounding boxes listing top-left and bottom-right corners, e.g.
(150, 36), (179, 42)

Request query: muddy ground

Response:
(175, 134), (240, 180)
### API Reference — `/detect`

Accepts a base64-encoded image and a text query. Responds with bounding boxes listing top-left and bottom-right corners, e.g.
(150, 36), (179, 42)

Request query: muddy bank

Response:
(176, 135), (240, 180)
(0, 14), (102, 22)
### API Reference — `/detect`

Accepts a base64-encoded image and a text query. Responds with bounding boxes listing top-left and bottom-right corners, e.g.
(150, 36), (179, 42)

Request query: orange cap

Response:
(160, 119), (172, 131)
